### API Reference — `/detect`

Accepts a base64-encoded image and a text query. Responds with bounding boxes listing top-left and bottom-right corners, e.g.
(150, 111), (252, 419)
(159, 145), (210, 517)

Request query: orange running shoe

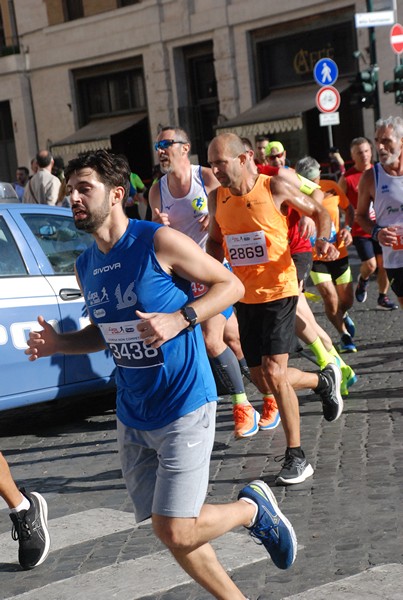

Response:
(258, 396), (281, 430)
(233, 404), (260, 438)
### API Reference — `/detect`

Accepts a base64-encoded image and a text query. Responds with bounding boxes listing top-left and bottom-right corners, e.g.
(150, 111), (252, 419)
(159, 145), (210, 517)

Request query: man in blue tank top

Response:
(25, 150), (298, 597)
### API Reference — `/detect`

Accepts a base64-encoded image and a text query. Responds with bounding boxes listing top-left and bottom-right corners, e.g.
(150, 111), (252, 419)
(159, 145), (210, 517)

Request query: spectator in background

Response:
(30, 157), (38, 178)
(23, 150), (61, 205)
(254, 135), (270, 167)
(328, 147), (345, 180)
(125, 172), (148, 220)
(52, 156), (65, 182)
(13, 167), (29, 202)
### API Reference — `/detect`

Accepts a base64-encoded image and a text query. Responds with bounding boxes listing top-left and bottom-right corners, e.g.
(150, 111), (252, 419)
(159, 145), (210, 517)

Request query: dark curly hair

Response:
(64, 149), (131, 202)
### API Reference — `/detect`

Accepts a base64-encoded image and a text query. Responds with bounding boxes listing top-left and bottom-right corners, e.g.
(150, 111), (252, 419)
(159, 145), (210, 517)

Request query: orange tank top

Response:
(216, 175), (298, 304)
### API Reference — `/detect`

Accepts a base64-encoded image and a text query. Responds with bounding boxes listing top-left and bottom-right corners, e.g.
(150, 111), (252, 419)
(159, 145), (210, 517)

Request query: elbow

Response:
(231, 277), (245, 303)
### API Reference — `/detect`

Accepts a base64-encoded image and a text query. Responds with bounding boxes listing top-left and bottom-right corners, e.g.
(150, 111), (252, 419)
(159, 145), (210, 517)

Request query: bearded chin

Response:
(384, 150), (401, 166)
(75, 218), (97, 233)
(75, 205), (110, 233)
(160, 163), (172, 174)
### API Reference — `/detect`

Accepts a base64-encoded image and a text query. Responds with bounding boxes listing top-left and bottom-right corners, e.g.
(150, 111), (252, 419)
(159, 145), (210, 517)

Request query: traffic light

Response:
(383, 63), (403, 105)
(395, 63), (403, 104)
(350, 69), (378, 108)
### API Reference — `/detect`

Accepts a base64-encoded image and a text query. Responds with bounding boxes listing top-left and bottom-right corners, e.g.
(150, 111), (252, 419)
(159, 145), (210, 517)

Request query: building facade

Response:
(0, 0), (400, 181)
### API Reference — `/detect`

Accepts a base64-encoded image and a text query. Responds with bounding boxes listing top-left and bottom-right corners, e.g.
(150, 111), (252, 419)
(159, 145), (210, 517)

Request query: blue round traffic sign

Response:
(313, 58), (339, 87)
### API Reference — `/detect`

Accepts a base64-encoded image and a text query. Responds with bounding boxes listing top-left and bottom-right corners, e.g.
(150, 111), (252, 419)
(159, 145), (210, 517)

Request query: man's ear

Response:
(238, 152), (248, 166)
(111, 186), (126, 205)
(182, 142), (191, 155)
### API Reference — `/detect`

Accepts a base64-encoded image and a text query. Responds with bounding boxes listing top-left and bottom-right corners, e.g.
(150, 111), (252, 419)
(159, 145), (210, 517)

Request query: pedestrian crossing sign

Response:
(313, 58), (339, 87)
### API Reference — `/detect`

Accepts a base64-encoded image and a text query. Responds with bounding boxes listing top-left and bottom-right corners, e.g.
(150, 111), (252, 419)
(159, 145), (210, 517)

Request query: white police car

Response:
(0, 203), (115, 411)
(0, 182), (19, 203)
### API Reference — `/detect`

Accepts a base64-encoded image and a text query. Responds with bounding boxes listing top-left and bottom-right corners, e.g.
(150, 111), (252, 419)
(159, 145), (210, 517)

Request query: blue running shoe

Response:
(238, 480), (297, 569)
(339, 333), (357, 354)
(376, 295), (398, 310)
(355, 275), (369, 303)
(343, 313), (355, 338)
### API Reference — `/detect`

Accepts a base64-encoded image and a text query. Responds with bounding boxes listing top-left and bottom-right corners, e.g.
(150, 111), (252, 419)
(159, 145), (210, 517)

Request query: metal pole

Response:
(366, 0), (381, 121)
(327, 125), (334, 148)
(392, 0), (400, 69)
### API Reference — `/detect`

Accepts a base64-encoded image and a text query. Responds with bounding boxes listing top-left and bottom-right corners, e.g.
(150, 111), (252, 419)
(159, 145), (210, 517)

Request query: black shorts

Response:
(353, 236), (382, 261)
(236, 296), (298, 367)
(385, 267), (403, 298)
(292, 251), (313, 286)
(310, 256), (352, 285)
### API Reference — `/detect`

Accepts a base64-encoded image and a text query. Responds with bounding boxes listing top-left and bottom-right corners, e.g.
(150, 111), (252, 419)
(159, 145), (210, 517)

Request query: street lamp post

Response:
(366, 0), (381, 121)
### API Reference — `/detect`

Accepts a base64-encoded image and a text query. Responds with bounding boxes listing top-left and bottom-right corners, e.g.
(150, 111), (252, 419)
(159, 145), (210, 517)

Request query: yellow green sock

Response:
(307, 337), (334, 369)
(232, 393), (249, 406)
(328, 345), (347, 368)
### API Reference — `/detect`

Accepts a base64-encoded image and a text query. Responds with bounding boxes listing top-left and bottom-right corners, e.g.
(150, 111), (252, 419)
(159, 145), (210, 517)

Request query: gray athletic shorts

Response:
(117, 401), (217, 522)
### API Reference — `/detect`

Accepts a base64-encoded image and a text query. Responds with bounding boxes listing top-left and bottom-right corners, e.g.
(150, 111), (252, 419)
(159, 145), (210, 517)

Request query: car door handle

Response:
(59, 288), (83, 301)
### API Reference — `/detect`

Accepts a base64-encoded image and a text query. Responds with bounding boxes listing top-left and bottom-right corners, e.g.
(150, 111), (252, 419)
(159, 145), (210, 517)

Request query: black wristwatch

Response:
(180, 306), (198, 331)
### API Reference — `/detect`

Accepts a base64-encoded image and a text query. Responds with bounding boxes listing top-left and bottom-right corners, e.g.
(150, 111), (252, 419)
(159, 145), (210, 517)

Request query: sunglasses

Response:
(268, 152), (284, 160)
(154, 139), (186, 151)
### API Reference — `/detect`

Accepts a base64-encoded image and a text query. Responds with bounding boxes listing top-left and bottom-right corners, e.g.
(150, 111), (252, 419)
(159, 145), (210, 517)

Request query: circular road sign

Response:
(313, 58), (339, 87)
(316, 85), (341, 113)
(391, 23), (403, 55)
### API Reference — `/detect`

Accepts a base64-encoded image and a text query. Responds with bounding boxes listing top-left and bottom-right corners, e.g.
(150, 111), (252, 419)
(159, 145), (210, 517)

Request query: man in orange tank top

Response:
(207, 133), (342, 486)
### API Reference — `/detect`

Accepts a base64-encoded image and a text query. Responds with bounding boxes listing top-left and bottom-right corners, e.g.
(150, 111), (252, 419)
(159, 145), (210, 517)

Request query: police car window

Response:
(0, 218), (27, 276)
(21, 213), (93, 274)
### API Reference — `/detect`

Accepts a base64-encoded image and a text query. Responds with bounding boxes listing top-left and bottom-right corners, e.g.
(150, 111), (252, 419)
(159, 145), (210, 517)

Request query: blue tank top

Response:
(75, 219), (217, 430)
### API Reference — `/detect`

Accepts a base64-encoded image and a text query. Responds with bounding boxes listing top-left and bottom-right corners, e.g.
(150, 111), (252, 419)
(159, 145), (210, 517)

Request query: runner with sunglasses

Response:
(149, 126), (261, 439)
(265, 141), (290, 168)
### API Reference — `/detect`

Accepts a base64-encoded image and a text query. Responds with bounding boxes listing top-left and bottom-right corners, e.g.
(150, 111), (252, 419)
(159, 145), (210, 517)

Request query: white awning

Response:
(216, 79), (351, 138)
(50, 113), (147, 161)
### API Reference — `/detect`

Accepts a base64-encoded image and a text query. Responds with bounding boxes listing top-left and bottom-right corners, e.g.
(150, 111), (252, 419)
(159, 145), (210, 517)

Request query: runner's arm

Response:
(270, 175), (338, 260)
(137, 225), (244, 348)
(356, 169), (396, 246)
(149, 181), (170, 225)
(25, 267), (107, 361)
(205, 188), (225, 263)
(355, 169), (376, 235)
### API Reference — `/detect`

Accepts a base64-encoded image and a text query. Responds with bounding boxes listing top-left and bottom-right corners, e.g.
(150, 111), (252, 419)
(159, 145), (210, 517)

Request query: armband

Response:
(296, 174), (320, 196)
(317, 237), (332, 243)
(371, 225), (383, 242)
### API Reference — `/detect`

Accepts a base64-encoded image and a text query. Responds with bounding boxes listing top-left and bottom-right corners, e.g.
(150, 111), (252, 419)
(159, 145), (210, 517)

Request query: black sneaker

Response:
(10, 489), (50, 569)
(317, 363), (343, 422)
(275, 449), (314, 485)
